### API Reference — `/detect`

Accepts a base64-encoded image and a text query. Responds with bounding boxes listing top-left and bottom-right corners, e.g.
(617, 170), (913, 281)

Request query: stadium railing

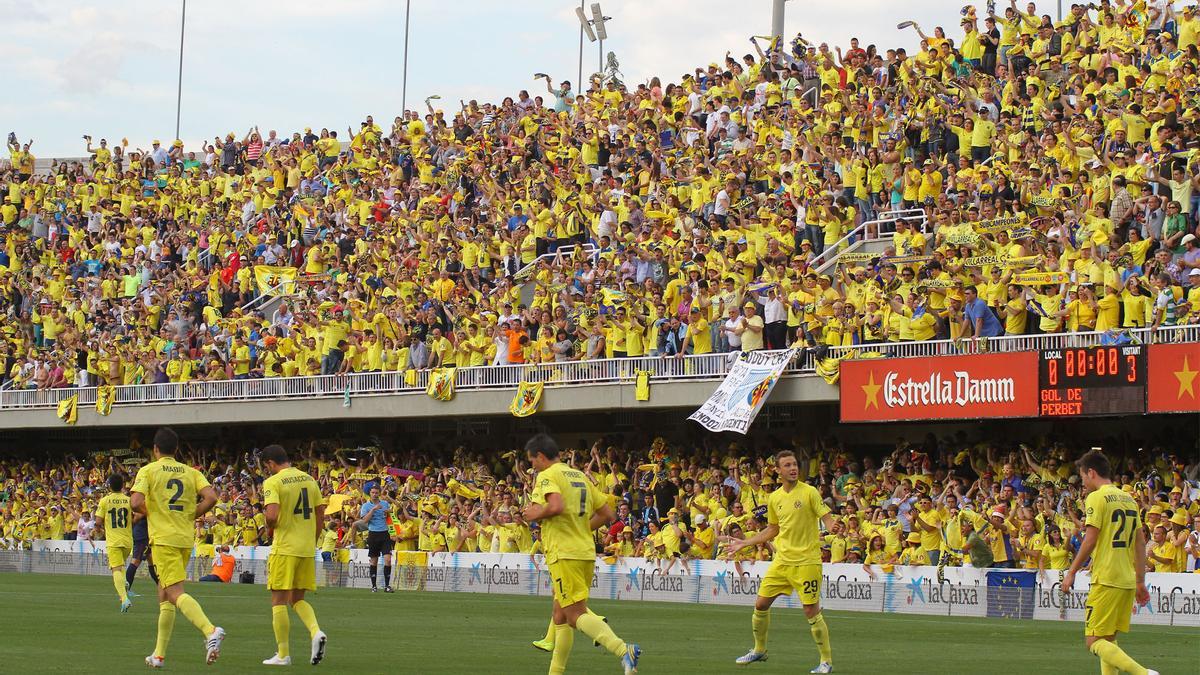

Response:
(0, 325), (1193, 410)
(809, 207), (929, 273)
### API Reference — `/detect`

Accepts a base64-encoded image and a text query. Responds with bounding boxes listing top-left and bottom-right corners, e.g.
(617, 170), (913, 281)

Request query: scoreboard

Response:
(1038, 345), (1146, 417)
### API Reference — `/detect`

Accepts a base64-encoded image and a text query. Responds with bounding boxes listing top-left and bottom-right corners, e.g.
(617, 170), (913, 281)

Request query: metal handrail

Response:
(1, 325), (1194, 411)
(513, 243), (600, 281)
(809, 208), (928, 273)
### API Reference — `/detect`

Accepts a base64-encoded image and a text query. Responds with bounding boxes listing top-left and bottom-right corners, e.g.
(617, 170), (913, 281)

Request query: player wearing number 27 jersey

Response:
(1063, 450), (1158, 675)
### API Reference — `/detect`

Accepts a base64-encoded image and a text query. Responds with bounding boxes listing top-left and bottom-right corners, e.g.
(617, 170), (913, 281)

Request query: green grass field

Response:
(1, 574), (1195, 674)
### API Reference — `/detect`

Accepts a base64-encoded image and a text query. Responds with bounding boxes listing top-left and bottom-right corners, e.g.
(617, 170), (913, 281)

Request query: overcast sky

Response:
(2, 0), (1067, 157)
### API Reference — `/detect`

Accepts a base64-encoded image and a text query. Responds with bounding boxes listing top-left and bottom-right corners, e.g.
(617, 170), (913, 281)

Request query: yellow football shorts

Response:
(548, 559), (593, 607)
(1085, 583), (1134, 637)
(149, 545), (191, 588)
(758, 562), (823, 605)
(268, 553), (316, 591)
(106, 544), (131, 570)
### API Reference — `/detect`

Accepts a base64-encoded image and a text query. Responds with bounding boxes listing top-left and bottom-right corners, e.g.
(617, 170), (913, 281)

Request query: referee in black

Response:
(358, 486), (394, 592)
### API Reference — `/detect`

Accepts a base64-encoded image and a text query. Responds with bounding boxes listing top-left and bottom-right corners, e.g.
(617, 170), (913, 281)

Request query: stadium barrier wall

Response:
(13, 541), (1199, 627)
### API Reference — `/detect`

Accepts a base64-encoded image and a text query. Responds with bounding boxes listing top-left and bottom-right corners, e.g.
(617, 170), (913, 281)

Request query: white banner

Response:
(688, 349), (797, 434)
(19, 542), (1199, 627)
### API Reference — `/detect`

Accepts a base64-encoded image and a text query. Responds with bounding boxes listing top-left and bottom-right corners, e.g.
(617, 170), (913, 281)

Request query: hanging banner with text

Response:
(688, 349), (797, 434)
(1147, 343), (1200, 413)
(840, 352), (1039, 422)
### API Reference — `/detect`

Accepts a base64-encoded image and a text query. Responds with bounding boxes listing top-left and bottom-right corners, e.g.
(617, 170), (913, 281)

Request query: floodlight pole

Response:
(402, 0), (412, 114)
(771, 0), (785, 40)
(175, 0), (186, 141)
(577, 0), (584, 92)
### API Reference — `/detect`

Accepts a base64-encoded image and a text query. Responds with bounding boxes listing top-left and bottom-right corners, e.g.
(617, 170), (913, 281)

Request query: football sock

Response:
(549, 623), (574, 675)
(272, 605), (290, 659)
(542, 617), (556, 644)
(155, 602), (176, 658)
(113, 569), (129, 603)
(370, 565), (377, 588)
(752, 608), (770, 653)
(292, 600), (321, 637)
(175, 593), (215, 636)
(125, 563), (137, 589)
(575, 613), (624, 658)
(808, 612), (832, 663)
(1100, 662), (1118, 675)
(383, 564), (392, 587)
(1089, 639), (1146, 675)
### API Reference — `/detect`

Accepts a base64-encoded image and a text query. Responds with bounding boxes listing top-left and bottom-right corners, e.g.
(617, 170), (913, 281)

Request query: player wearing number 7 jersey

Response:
(1062, 450), (1159, 675)
(521, 433), (641, 675)
(259, 444), (328, 666)
(94, 473), (135, 612)
(130, 427), (226, 668)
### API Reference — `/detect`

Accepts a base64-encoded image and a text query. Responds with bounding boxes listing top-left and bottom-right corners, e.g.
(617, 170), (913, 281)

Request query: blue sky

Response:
(1, 0), (1050, 157)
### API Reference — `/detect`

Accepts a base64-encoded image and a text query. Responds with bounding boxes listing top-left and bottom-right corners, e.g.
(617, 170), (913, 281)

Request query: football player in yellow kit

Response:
(94, 473), (134, 612)
(1062, 450), (1159, 675)
(521, 434), (641, 675)
(259, 444), (329, 666)
(724, 450), (836, 673)
(130, 427), (226, 668)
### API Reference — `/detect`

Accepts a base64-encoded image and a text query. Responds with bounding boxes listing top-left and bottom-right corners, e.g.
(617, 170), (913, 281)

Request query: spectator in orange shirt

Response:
(200, 545), (236, 583)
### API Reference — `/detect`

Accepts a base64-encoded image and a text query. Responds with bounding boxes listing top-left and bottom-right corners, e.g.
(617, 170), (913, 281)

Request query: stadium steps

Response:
(812, 208), (928, 275)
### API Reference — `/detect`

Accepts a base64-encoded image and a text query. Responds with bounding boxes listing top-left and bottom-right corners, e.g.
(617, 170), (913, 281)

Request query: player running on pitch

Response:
(259, 444), (329, 666)
(1062, 450), (1159, 675)
(521, 434), (641, 675)
(94, 473), (134, 612)
(130, 427), (226, 668)
(723, 450), (835, 673)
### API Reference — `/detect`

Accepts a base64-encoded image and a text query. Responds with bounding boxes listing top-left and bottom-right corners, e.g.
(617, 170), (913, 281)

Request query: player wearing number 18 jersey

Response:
(130, 427), (226, 668)
(95, 474), (134, 612)
(260, 444), (328, 666)
(521, 434), (641, 675)
(1062, 450), (1159, 675)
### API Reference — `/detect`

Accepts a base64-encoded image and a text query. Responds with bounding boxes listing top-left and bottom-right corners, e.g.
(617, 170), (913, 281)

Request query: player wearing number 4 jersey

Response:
(724, 450), (835, 673)
(1062, 450), (1159, 675)
(95, 473), (135, 612)
(130, 427), (226, 668)
(260, 444), (328, 666)
(521, 434), (641, 675)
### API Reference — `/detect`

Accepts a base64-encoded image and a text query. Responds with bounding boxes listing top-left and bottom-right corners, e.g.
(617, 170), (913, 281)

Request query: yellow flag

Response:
(509, 380), (544, 417)
(96, 385), (115, 416)
(426, 368), (456, 401)
(57, 395), (78, 425)
(635, 370), (651, 401)
(252, 265), (299, 296)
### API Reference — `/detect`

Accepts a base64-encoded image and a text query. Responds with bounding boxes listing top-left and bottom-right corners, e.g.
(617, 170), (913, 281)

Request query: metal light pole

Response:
(577, 4), (609, 84)
(401, 0), (411, 114)
(771, 0), (785, 40)
(577, 0), (584, 90)
(175, 0), (186, 141)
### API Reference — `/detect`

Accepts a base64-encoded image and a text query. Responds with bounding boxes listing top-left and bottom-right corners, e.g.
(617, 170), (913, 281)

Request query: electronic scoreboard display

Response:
(1038, 345), (1146, 416)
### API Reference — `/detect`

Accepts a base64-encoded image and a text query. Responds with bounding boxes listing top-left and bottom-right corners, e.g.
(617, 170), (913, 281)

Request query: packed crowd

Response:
(2, 432), (1197, 575)
(4, 1), (1200, 392)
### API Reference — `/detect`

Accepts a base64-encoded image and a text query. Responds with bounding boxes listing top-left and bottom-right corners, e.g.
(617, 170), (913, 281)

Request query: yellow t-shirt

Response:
(766, 482), (830, 565)
(1084, 483), (1141, 589)
(96, 492), (133, 548)
(262, 466), (325, 557)
(532, 462), (603, 564)
(131, 456), (211, 548)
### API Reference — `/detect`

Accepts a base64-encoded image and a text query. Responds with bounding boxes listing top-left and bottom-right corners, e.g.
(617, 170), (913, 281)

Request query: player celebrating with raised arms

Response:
(724, 450), (835, 673)
(260, 444), (329, 666)
(521, 434), (641, 675)
(130, 427), (226, 668)
(94, 473), (134, 612)
(1062, 450), (1159, 675)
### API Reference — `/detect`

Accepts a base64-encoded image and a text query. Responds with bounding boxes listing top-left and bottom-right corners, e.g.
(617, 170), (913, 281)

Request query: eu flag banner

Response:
(986, 570), (1036, 619)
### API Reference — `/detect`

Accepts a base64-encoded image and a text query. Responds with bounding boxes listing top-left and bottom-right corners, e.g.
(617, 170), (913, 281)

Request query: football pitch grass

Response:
(1, 574), (1196, 674)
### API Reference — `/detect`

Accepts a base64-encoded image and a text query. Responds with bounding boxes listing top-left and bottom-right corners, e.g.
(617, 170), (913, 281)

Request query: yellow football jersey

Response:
(767, 482), (831, 565)
(532, 462), (602, 564)
(263, 466), (325, 557)
(1084, 483), (1141, 589)
(95, 492), (133, 548)
(131, 457), (211, 548)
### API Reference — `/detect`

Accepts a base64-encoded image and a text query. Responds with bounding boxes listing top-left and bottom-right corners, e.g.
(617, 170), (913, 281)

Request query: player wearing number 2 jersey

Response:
(522, 433), (641, 675)
(130, 427), (226, 668)
(260, 444), (328, 666)
(1062, 450), (1159, 675)
(95, 473), (134, 612)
